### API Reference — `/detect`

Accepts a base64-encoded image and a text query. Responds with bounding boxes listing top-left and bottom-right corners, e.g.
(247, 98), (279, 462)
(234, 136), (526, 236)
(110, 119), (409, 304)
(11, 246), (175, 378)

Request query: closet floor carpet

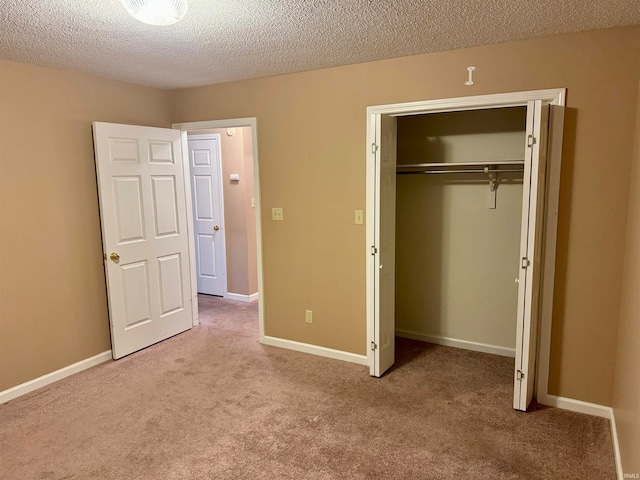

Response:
(0, 296), (615, 479)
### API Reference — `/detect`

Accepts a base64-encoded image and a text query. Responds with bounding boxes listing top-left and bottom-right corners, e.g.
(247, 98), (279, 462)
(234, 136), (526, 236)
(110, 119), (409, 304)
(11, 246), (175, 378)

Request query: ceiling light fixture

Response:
(121, 0), (188, 26)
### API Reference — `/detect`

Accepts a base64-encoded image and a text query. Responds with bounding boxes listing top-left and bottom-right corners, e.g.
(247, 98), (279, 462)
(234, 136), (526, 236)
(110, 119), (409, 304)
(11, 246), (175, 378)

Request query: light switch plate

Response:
(355, 210), (364, 224)
(272, 207), (283, 221)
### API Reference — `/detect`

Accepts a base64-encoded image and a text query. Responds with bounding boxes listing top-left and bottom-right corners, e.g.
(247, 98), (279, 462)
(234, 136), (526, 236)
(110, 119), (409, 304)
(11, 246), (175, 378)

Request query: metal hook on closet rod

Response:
(486, 166), (497, 209)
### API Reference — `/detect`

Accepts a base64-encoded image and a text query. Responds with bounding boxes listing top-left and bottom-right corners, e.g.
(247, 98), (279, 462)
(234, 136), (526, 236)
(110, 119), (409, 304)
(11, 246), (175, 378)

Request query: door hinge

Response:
(527, 135), (536, 147)
(521, 257), (530, 269)
(372, 143), (378, 154)
(516, 369), (525, 380)
(371, 246), (378, 255)
(371, 341), (378, 351)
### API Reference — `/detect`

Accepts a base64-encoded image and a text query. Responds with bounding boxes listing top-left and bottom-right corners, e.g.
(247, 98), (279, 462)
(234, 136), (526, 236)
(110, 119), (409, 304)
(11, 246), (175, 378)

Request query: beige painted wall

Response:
(612, 80), (640, 474)
(396, 108), (526, 350)
(1, 27), (639, 409)
(0, 60), (171, 391)
(188, 127), (257, 296)
(170, 26), (640, 405)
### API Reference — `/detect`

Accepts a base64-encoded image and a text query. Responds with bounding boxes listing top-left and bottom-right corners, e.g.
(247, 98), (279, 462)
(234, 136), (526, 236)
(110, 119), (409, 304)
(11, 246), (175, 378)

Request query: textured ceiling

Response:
(1, 0), (639, 89)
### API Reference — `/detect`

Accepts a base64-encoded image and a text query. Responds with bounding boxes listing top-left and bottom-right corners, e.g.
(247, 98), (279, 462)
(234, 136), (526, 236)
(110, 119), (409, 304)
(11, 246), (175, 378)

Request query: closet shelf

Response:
(396, 160), (525, 169)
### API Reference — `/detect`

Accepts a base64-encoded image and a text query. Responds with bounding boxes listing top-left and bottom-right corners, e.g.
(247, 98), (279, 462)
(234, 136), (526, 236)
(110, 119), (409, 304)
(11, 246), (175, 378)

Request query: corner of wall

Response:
(610, 78), (640, 478)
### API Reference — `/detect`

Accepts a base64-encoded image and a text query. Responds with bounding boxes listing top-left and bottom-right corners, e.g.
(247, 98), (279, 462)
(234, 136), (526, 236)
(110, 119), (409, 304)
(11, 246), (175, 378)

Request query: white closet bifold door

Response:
(371, 113), (397, 377)
(513, 100), (549, 411)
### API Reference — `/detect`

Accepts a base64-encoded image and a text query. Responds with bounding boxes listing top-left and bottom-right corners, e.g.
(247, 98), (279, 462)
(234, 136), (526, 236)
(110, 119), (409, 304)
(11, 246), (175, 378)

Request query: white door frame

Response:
(365, 89), (565, 403)
(173, 118), (265, 340)
(187, 133), (228, 297)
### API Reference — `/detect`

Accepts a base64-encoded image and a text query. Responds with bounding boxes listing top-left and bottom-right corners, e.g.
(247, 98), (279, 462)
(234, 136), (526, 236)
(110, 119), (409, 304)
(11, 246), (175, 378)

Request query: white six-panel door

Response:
(93, 122), (193, 359)
(187, 135), (226, 296)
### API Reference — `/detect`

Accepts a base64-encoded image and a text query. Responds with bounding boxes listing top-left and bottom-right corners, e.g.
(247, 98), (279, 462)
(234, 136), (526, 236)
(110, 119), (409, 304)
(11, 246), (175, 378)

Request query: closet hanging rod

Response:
(396, 160), (525, 169)
(397, 168), (524, 175)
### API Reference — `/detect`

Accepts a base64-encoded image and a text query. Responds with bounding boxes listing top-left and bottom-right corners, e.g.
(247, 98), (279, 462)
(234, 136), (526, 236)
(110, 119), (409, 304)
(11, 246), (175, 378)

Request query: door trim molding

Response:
(0, 351), (112, 404)
(366, 89), (566, 404)
(173, 118), (265, 340)
(368, 89), (566, 116)
(178, 131), (200, 325)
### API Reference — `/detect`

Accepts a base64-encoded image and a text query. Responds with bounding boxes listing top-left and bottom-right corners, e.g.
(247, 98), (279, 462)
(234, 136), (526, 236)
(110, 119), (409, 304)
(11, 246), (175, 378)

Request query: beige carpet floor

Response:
(0, 296), (615, 479)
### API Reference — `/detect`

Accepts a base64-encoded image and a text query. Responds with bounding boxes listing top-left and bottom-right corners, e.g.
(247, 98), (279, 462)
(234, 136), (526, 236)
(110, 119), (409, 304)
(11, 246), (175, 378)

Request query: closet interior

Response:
(394, 106), (528, 359)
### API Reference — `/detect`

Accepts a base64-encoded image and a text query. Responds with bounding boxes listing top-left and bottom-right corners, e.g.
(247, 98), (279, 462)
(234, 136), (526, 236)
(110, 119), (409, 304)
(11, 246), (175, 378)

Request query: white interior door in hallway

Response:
(187, 134), (227, 296)
(93, 122), (194, 359)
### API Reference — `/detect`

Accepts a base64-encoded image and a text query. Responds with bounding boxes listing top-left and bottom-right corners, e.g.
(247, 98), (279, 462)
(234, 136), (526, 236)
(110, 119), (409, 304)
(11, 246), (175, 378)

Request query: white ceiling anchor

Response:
(465, 66), (476, 85)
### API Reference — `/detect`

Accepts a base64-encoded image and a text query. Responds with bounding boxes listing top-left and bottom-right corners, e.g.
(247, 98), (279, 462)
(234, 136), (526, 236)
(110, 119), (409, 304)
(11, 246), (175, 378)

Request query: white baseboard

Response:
(610, 408), (623, 480)
(396, 329), (515, 358)
(226, 292), (259, 302)
(0, 351), (112, 404)
(262, 336), (368, 366)
(538, 393), (622, 480)
(538, 393), (611, 418)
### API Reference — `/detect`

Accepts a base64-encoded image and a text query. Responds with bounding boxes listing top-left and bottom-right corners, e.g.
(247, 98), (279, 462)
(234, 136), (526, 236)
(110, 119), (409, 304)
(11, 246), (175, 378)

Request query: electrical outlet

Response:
(355, 210), (364, 224)
(305, 310), (313, 324)
(272, 207), (283, 221)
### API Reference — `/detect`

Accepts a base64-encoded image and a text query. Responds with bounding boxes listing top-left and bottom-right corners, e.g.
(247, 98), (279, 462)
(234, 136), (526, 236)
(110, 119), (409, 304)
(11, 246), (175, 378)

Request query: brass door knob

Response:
(214, 225), (220, 231)
(109, 252), (120, 262)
